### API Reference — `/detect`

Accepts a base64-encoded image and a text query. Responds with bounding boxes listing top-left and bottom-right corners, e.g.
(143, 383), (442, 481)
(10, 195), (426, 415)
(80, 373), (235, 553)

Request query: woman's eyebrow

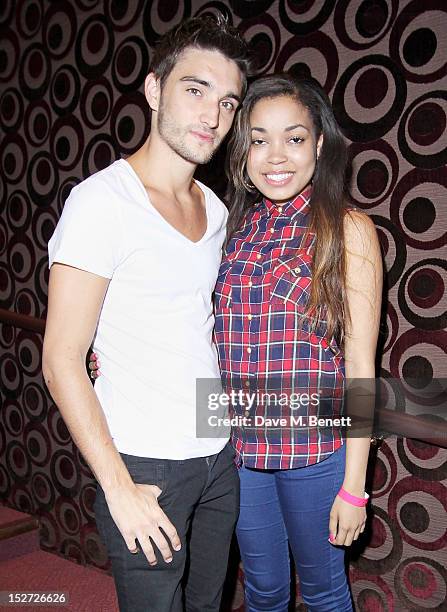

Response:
(285, 124), (310, 132)
(251, 124), (310, 132)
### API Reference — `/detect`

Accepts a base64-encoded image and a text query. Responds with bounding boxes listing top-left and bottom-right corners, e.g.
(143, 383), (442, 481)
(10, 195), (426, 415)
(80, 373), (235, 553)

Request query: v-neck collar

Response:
(120, 158), (210, 246)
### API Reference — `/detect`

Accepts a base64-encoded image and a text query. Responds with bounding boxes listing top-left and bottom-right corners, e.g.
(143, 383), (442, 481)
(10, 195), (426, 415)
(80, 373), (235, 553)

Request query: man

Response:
(42, 16), (250, 612)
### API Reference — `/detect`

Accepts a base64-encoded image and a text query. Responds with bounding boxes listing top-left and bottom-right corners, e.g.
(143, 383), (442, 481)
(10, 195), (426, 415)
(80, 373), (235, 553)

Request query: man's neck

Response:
(127, 133), (198, 198)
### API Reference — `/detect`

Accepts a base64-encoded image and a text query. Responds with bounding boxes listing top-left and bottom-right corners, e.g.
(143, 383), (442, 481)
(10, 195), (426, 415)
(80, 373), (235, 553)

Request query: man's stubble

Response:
(156, 96), (222, 165)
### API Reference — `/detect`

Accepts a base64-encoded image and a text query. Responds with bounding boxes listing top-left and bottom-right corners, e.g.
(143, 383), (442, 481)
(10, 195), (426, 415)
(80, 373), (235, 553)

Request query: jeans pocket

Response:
(121, 454), (169, 494)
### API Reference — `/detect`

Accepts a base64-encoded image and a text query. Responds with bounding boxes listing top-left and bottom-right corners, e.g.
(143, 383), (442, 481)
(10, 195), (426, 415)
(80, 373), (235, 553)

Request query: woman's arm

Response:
(329, 210), (383, 546)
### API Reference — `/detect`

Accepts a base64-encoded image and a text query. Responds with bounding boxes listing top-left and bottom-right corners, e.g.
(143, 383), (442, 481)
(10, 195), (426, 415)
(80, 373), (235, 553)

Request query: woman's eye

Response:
(290, 136), (304, 144)
(251, 139), (265, 145)
(187, 88), (201, 96)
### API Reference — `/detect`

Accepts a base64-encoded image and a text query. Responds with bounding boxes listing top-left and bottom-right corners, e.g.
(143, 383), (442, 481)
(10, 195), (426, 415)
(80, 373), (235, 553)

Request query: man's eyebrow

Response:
(180, 76), (211, 87)
(180, 77), (241, 103)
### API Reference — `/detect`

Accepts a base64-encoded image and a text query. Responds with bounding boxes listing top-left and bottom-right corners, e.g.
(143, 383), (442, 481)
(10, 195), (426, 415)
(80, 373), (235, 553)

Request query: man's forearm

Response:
(43, 354), (133, 493)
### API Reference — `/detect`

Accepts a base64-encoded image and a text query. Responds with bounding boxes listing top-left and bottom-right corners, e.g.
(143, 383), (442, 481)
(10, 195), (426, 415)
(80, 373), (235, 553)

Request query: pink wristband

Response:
(337, 487), (369, 507)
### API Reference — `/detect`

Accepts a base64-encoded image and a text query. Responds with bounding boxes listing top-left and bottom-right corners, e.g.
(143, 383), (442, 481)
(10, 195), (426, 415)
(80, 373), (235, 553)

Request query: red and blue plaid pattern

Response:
(214, 188), (344, 469)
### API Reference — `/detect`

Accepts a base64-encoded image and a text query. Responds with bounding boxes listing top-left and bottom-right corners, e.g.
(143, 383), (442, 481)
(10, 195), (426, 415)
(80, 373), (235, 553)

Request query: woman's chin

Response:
(258, 182), (309, 203)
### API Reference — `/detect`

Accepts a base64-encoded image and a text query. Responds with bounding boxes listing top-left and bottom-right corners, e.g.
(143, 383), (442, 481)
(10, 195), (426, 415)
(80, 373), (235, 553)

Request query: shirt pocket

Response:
(270, 251), (312, 313)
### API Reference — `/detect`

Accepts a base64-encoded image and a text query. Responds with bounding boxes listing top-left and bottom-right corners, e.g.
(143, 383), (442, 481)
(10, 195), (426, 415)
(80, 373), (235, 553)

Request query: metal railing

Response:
(0, 308), (45, 335)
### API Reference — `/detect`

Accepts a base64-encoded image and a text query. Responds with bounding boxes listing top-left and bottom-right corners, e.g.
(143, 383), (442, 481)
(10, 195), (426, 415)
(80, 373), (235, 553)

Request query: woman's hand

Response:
(328, 493), (366, 546)
(88, 352), (101, 380)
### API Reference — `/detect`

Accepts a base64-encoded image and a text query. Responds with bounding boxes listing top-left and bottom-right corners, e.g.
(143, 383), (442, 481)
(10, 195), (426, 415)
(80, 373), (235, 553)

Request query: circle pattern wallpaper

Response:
(0, 1), (446, 610)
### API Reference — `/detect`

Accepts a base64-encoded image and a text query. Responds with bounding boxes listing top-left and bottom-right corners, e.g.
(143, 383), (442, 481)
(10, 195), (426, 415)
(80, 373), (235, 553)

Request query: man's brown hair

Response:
(151, 14), (251, 95)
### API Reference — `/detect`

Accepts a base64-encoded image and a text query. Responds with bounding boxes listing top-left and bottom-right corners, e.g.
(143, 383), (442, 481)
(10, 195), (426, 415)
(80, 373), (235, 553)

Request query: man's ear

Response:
(144, 72), (161, 112)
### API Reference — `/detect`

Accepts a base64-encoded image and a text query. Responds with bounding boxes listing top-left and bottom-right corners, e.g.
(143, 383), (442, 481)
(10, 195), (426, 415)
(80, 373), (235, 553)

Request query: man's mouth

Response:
(191, 130), (215, 143)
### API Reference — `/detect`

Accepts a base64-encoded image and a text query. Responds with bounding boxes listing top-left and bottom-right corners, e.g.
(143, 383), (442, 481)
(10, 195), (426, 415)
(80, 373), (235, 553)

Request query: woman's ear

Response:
(316, 134), (323, 160)
(144, 73), (161, 112)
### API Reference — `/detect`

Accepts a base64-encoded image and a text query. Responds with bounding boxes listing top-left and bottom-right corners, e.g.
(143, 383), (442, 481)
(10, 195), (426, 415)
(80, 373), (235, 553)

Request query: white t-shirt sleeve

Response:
(48, 180), (122, 279)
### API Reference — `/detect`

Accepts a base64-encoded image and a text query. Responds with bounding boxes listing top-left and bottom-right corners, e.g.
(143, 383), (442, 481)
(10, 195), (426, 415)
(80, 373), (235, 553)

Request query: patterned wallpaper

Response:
(0, 1), (446, 610)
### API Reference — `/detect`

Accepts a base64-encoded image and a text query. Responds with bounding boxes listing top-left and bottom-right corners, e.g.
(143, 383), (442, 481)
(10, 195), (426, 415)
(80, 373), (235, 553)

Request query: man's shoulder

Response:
(72, 159), (127, 198)
(60, 160), (134, 228)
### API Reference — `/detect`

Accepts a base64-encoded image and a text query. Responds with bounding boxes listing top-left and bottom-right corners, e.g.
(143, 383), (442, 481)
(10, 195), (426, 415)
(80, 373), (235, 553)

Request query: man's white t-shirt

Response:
(48, 159), (229, 459)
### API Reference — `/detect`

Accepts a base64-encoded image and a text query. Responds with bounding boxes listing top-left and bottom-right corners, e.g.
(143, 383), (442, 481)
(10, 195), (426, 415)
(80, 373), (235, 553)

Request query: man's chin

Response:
(183, 147), (217, 166)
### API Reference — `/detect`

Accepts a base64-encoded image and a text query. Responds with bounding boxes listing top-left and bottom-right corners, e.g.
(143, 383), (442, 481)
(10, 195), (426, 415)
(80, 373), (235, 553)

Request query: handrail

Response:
(0, 308), (46, 334)
(375, 407), (447, 449)
(0, 308), (446, 449)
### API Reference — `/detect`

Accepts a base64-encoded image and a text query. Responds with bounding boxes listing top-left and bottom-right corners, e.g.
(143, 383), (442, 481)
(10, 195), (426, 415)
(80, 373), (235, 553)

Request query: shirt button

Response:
(245, 380), (250, 387)
(256, 253), (261, 260)
(248, 314), (252, 320)
(247, 347), (252, 354)
(248, 281), (253, 287)
(294, 267), (301, 273)
(278, 207), (283, 213)
(270, 228), (274, 234)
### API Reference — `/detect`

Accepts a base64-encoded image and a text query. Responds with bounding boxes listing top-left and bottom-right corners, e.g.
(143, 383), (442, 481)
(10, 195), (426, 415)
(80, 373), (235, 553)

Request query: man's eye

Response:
(187, 88), (201, 96)
(221, 101), (235, 111)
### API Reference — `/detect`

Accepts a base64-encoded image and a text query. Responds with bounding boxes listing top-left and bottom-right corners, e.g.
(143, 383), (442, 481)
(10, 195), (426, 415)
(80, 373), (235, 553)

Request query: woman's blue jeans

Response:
(236, 445), (353, 612)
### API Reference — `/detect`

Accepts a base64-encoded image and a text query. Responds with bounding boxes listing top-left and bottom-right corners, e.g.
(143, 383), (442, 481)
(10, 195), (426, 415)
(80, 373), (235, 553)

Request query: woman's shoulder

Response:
(343, 207), (380, 257)
(344, 206), (377, 235)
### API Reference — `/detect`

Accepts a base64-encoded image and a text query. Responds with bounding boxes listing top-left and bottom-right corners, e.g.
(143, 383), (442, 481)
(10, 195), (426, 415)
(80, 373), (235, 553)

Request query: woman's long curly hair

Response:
(226, 74), (349, 345)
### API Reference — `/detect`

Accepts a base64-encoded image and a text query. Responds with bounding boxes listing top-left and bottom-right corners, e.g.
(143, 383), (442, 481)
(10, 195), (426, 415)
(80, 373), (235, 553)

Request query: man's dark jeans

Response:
(94, 443), (239, 611)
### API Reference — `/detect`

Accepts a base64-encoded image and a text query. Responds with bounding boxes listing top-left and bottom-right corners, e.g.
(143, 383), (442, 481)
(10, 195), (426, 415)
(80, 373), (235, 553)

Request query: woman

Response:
(214, 74), (382, 611)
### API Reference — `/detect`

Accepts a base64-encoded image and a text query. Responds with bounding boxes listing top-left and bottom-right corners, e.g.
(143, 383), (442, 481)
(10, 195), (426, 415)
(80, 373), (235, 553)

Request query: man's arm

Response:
(42, 263), (181, 564)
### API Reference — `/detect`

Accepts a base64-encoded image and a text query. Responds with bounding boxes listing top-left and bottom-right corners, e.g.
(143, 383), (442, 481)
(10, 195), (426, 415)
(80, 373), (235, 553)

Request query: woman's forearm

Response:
(342, 364), (376, 497)
(342, 437), (371, 497)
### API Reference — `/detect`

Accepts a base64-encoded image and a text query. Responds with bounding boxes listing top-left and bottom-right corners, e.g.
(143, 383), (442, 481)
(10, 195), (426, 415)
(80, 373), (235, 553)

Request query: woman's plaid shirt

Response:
(214, 188), (345, 469)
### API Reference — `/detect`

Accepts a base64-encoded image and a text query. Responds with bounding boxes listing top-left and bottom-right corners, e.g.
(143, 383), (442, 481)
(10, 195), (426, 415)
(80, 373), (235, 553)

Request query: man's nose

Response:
(200, 101), (220, 129)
